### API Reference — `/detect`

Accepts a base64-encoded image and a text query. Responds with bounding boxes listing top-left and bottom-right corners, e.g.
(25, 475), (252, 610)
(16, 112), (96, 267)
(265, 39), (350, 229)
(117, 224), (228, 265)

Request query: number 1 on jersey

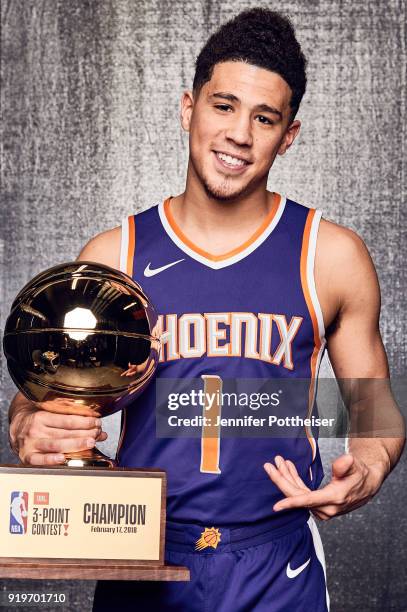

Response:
(200, 375), (222, 474)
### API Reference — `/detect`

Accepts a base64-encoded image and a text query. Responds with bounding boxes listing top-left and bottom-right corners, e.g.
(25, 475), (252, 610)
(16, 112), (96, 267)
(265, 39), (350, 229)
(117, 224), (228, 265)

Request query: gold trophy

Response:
(1, 262), (189, 581)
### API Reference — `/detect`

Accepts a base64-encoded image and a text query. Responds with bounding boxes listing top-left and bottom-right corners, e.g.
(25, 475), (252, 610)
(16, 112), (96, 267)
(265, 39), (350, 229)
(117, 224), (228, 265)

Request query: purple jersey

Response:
(117, 192), (326, 528)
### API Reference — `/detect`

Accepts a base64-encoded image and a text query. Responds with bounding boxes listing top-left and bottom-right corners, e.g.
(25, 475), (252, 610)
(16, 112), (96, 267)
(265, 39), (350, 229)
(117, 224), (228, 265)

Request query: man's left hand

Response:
(264, 454), (385, 520)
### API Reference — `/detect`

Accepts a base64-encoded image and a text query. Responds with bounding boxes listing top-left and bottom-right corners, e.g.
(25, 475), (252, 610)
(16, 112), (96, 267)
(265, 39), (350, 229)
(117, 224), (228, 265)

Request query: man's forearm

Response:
(348, 435), (405, 491)
(345, 378), (406, 486)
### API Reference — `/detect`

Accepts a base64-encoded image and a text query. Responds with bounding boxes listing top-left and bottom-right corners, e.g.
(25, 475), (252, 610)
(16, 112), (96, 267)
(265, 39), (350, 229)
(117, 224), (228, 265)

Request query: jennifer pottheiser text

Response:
(168, 415), (336, 428)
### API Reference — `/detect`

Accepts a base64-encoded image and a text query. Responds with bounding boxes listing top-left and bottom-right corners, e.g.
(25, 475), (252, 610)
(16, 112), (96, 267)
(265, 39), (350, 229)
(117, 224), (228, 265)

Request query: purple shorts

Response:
(93, 513), (329, 612)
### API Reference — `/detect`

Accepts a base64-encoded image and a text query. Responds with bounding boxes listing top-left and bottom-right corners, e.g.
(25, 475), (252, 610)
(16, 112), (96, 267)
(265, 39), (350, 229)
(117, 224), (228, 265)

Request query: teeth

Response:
(217, 152), (246, 167)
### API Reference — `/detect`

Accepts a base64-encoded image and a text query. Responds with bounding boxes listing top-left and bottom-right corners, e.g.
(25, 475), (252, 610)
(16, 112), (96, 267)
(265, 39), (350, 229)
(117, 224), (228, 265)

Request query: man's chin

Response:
(203, 180), (249, 202)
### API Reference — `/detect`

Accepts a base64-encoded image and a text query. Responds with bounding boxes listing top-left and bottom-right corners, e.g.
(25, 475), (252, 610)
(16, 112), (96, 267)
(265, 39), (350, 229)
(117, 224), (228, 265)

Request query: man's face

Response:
(181, 61), (300, 201)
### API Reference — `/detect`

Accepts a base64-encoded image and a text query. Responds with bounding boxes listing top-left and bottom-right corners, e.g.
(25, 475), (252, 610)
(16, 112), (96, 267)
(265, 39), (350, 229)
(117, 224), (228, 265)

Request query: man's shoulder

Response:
(77, 226), (122, 270)
(285, 196), (369, 262)
(318, 217), (370, 266)
(76, 203), (161, 270)
(315, 216), (379, 321)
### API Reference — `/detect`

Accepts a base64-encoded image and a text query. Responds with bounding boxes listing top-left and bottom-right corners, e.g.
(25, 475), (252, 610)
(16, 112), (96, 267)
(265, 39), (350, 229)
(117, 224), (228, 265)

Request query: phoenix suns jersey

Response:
(117, 192), (326, 528)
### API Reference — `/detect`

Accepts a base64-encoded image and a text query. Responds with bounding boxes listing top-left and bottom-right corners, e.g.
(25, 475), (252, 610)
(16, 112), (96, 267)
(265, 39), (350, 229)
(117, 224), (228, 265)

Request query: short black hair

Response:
(193, 8), (307, 122)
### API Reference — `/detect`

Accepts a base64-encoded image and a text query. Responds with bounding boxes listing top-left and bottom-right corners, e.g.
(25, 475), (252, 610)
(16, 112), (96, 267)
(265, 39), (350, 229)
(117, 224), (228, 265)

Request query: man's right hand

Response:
(9, 397), (108, 466)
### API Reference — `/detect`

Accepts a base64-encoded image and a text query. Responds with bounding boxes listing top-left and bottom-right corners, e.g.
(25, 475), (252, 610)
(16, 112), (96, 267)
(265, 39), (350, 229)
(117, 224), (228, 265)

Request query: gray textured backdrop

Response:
(1, 1), (406, 611)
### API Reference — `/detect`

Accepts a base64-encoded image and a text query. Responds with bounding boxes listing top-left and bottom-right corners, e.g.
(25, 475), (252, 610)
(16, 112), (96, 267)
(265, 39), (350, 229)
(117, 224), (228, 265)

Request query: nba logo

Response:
(9, 491), (28, 534)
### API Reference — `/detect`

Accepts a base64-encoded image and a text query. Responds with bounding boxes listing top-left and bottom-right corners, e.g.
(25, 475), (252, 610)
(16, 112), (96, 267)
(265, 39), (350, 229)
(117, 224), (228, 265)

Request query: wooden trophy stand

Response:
(0, 465), (189, 581)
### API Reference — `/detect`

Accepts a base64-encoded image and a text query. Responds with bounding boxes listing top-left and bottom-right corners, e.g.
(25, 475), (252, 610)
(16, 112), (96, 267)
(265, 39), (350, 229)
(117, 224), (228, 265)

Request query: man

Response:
(8, 8), (405, 611)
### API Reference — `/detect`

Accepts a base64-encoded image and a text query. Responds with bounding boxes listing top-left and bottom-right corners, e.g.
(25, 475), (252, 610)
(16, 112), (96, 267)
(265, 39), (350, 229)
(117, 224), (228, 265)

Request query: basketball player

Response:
(7, 8), (405, 611)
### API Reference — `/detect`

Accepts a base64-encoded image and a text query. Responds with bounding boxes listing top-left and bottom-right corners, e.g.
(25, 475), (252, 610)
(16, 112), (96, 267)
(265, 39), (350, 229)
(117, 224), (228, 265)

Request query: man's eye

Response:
(256, 115), (274, 125)
(214, 104), (232, 112)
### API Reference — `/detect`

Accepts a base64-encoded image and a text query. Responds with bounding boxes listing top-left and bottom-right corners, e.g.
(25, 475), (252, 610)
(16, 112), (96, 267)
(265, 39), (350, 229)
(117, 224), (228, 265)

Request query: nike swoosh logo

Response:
(286, 558), (311, 578)
(144, 259), (185, 277)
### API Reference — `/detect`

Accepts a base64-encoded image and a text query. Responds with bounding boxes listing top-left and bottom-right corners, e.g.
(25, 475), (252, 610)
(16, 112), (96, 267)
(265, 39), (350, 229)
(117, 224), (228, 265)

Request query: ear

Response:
(180, 90), (195, 132)
(277, 119), (301, 156)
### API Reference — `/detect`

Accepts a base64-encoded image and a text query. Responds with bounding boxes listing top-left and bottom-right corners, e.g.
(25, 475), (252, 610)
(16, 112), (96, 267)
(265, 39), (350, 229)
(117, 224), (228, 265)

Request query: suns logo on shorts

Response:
(195, 527), (222, 551)
(9, 491), (28, 534)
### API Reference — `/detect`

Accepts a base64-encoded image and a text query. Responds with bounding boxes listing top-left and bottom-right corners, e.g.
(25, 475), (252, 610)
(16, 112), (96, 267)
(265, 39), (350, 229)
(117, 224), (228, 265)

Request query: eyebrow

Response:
(209, 92), (283, 120)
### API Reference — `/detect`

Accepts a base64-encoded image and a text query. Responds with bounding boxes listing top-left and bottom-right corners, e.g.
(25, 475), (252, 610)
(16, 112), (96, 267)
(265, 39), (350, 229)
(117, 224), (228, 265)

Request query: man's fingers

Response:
(273, 483), (341, 511)
(43, 427), (102, 440)
(312, 503), (358, 521)
(35, 437), (97, 454)
(38, 399), (99, 417)
(22, 453), (66, 467)
(264, 462), (303, 497)
(37, 413), (102, 431)
(331, 453), (355, 479)
(273, 456), (298, 487)
(285, 460), (308, 489)
(22, 433), (108, 466)
(311, 509), (332, 521)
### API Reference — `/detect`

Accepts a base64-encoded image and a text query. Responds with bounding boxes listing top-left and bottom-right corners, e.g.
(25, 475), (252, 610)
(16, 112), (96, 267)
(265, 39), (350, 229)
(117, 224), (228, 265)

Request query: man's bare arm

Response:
(8, 226), (121, 464)
(265, 223), (405, 519)
(324, 226), (405, 479)
(76, 226), (121, 269)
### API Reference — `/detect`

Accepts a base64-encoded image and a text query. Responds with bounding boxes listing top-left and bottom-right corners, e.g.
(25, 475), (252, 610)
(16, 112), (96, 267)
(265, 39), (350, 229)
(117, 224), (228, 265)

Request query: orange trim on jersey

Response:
(126, 216), (136, 277)
(163, 192), (281, 262)
(201, 437), (220, 473)
(300, 208), (322, 462)
(200, 375), (222, 474)
(300, 209), (321, 351)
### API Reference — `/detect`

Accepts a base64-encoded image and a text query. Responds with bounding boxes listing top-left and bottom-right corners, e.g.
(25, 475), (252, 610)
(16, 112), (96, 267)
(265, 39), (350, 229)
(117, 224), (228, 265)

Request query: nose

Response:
(225, 112), (253, 147)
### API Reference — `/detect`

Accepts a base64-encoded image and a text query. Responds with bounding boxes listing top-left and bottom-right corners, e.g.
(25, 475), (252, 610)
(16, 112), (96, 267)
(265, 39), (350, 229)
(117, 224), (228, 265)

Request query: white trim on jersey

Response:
(307, 515), (330, 611)
(308, 337), (327, 472)
(119, 217), (129, 274)
(158, 195), (287, 270)
(305, 208), (327, 471)
(307, 209), (326, 343)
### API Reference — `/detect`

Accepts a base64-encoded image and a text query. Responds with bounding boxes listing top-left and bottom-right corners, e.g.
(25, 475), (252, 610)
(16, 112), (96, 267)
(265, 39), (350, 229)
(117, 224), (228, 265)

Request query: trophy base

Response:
(0, 558), (190, 581)
(64, 448), (116, 468)
(0, 465), (192, 581)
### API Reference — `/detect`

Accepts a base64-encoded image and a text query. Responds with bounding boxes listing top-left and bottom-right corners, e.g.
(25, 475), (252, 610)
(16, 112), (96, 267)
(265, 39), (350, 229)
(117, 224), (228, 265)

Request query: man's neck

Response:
(168, 180), (275, 256)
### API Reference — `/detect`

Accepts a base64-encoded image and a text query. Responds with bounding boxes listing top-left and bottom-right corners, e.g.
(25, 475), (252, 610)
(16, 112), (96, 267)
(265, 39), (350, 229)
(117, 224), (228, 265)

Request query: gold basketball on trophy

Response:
(3, 261), (161, 467)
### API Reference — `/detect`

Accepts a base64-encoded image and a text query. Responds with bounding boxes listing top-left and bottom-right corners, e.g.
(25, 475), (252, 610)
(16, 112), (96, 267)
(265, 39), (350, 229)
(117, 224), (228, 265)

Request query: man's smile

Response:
(213, 150), (252, 173)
